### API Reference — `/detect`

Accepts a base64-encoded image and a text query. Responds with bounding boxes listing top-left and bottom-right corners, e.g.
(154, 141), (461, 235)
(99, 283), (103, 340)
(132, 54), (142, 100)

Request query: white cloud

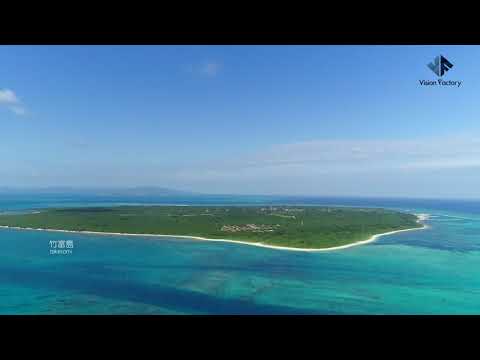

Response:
(184, 61), (222, 77)
(0, 89), (19, 104)
(166, 135), (480, 183)
(200, 62), (221, 77)
(238, 137), (480, 171)
(11, 106), (26, 116)
(0, 89), (26, 116)
(152, 135), (480, 196)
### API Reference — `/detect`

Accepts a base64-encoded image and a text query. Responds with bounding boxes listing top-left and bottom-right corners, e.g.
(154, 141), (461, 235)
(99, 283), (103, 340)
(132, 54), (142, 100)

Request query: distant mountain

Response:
(0, 187), (197, 196)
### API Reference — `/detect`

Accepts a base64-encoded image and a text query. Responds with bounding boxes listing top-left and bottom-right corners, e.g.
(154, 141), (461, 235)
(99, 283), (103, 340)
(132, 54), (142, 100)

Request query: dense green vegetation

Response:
(0, 206), (421, 249)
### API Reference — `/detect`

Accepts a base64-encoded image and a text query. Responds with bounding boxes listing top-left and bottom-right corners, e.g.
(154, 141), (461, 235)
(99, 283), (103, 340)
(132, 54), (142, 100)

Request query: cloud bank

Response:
(156, 135), (480, 197)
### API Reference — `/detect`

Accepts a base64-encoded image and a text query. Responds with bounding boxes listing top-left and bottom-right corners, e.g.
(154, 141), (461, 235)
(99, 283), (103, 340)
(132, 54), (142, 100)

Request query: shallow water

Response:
(1, 195), (479, 314)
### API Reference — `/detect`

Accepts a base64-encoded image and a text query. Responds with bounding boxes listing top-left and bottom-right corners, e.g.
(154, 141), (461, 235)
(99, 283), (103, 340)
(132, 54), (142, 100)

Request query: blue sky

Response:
(1, 45), (480, 198)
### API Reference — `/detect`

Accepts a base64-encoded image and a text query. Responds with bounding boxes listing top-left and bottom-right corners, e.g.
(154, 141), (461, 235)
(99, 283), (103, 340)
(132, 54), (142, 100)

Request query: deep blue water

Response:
(1, 194), (480, 314)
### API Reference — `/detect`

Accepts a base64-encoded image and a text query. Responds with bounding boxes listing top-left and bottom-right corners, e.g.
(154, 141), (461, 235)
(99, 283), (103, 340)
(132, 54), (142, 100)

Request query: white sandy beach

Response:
(0, 213), (429, 252)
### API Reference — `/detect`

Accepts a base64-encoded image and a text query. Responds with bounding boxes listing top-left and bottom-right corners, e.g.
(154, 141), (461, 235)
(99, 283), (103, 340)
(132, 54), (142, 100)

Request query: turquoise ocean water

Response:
(1, 194), (480, 314)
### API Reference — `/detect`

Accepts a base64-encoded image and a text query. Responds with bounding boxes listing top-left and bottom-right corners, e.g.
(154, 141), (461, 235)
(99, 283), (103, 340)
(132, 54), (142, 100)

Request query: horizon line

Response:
(0, 187), (478, 202)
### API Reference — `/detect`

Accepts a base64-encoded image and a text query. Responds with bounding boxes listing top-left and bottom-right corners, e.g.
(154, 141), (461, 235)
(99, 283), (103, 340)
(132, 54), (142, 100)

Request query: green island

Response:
(0, 206), (423, 249)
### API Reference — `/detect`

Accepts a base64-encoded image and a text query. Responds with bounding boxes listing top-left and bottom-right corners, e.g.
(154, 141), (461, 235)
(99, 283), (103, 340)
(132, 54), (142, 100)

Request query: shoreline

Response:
(0, 214), (429, 252)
